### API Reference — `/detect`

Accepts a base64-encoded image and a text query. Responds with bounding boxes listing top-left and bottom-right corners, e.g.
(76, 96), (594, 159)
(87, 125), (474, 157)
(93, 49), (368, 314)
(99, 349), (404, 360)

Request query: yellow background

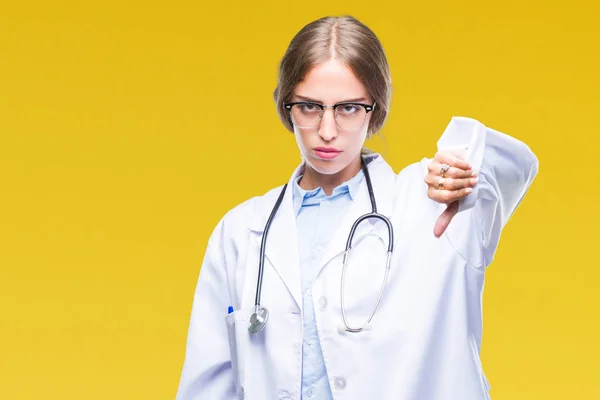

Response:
(1, 0), (597, 398)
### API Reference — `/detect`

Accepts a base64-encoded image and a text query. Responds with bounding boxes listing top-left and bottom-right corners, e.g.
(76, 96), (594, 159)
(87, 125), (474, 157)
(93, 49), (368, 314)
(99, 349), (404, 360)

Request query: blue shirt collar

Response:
(291, 154), (378, 216)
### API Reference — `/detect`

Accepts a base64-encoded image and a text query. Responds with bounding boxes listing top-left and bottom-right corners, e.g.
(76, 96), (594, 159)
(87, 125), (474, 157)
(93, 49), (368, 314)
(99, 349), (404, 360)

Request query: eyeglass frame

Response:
(283, 101), (376, 131)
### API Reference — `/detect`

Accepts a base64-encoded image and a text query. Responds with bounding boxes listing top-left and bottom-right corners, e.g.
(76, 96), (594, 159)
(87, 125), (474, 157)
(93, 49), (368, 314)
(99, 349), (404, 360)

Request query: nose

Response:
(318, 108), (338, 141)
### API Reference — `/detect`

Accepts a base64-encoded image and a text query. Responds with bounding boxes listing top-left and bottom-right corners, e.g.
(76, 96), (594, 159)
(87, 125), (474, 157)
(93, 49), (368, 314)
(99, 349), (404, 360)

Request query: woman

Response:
(176, 16), (538, 400)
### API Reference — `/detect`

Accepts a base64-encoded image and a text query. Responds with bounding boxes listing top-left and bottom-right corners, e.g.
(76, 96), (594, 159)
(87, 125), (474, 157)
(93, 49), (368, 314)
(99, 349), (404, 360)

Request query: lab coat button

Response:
(318, 296), (327, 310)
(334, 377), (347, 390)
(278, 390), (291, 399)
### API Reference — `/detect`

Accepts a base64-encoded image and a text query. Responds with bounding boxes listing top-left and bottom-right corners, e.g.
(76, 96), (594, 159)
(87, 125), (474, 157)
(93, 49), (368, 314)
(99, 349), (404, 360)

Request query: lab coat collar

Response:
(248, 154), (396, 310)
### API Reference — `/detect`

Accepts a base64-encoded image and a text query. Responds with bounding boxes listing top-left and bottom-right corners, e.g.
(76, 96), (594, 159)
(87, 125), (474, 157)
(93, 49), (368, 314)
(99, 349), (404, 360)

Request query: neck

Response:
(299, 156), (362, 196)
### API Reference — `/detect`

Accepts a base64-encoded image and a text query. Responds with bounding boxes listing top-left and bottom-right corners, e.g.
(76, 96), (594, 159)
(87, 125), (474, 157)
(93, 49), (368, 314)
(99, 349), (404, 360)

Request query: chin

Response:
(305, 156), (347, 176)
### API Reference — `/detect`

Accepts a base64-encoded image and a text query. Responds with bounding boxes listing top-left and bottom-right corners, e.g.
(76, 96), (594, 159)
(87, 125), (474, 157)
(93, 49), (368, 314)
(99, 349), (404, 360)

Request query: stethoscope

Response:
(248, 156), (394, 335)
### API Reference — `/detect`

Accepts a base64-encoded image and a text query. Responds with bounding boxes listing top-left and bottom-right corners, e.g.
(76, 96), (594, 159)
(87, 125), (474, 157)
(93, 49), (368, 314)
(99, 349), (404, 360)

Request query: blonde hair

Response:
(273, 15), (393, 145)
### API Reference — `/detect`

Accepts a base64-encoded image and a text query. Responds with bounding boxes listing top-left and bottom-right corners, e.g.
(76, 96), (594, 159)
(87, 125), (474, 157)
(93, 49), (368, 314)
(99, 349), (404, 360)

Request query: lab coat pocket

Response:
(225, 310), (247, 399)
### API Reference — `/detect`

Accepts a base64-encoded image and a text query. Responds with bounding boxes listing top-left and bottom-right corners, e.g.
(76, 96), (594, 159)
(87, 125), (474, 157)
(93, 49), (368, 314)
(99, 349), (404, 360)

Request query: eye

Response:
(338, 104), (360, 114)
(300, 102), (320, 113)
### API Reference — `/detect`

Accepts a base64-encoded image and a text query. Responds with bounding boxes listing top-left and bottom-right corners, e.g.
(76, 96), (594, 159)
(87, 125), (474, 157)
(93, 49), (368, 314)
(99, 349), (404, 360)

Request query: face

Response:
(291, 59), (373, 181)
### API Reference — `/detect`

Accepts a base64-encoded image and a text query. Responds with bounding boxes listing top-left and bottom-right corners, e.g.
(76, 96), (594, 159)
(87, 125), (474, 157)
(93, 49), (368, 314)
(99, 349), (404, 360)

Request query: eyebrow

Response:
(294, 94), (368, 104)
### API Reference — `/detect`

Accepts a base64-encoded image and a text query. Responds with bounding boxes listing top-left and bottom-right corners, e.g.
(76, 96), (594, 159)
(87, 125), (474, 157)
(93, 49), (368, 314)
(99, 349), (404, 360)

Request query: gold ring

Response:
(440, 163), (450, 178)
(438, 177), (445, 189)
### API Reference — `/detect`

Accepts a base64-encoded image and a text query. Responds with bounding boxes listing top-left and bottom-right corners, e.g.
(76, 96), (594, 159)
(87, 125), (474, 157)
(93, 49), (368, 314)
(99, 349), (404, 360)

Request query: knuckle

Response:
(449, 167), (463, 178)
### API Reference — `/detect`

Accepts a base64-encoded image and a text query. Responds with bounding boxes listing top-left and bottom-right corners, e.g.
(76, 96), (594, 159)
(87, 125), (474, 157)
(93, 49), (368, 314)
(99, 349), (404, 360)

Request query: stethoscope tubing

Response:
(250, 156), (394, 334)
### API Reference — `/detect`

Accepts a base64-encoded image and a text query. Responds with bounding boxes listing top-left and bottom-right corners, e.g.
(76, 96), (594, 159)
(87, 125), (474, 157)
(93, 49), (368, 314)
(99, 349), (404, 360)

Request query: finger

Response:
(425, 175), (478, 190)
(428, 161), (477, 179)
(428, 187), (473, 204)
(434, 151), (472, 171)
(434, 202), (459, 237)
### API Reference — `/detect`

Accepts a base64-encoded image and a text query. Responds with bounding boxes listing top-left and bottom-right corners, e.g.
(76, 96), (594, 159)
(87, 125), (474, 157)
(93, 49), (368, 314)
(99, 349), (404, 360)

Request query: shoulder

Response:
(396, 158), (429, 187)
(388, 156), (433, 207)
(207, 184), (287, 245)
(370, 153), (428, 190)
(365, 154), (438, 222)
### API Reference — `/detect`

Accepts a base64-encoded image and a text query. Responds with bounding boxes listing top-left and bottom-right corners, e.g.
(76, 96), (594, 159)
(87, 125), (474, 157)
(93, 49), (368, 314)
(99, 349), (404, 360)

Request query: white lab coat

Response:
(176, 117), (539, 400)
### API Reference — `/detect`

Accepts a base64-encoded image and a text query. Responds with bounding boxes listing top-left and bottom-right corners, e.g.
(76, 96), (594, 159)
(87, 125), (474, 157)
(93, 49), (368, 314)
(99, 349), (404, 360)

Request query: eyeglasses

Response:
(284, 101), (376, 131)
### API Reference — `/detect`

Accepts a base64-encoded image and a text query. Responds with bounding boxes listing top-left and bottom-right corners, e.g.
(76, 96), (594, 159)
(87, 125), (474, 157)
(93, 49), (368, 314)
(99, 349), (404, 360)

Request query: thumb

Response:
(433, 201), (459, 238)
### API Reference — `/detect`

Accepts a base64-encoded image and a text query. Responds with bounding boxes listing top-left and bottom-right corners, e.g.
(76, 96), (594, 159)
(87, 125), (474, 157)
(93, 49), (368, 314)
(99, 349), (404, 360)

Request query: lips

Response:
(314, 147), (342, 160)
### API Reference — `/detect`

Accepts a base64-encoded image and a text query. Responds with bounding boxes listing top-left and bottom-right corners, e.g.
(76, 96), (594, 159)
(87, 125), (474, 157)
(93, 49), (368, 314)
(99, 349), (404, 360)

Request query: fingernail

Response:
(465, 188), (473, 193)
(471, 177), (478, 185)
(471, 171), (478, 177)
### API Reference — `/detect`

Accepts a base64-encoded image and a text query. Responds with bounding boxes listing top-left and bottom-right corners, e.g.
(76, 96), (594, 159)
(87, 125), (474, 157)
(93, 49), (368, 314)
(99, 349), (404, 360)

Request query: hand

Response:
(425, 150), (479, 238)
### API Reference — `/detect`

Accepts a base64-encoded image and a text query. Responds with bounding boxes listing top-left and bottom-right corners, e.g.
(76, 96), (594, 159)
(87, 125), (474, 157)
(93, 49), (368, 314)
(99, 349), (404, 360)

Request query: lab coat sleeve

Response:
(176, 220), (235, 400)
(437, 117), (539, 268)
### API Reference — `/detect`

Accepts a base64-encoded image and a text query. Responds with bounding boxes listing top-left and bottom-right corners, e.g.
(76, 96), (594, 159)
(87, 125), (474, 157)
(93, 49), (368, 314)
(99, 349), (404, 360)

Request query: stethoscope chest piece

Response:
(248, 306), (269, 334)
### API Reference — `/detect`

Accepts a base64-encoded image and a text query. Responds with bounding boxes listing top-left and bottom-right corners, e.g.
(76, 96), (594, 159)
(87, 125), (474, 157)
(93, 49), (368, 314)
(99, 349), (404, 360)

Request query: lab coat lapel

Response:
(319, 156), (396, 270)
(248, 166), (303, 311)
